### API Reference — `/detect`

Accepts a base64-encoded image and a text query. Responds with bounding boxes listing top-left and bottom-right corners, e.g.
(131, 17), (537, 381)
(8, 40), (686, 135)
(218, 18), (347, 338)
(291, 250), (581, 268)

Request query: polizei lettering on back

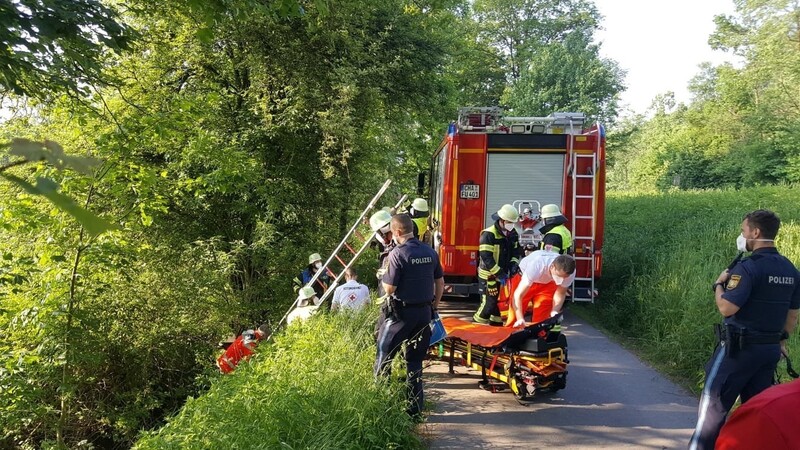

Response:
(411, 257), (433, 265)
(768, 276), (795, 285)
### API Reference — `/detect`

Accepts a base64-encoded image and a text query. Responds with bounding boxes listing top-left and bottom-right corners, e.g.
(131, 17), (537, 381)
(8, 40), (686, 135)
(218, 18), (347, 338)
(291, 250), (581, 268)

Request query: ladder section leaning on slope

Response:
(273, 179), (394, 332)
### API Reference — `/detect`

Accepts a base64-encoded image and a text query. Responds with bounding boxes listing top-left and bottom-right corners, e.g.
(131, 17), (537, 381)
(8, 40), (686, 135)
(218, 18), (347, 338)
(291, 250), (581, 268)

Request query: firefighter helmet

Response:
(369, 210), (393, 232)
(297, 286), (316, 306)
(411, 198), (429, 212)
(497, 204), (519, 222)
(541, 204), (562, 219)
(308, 253), (322, 265)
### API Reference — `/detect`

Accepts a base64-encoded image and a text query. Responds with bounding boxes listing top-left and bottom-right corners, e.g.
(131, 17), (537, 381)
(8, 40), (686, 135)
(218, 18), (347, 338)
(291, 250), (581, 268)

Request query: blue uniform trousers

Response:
(689, 342), (781, 450)
(374, 303), (432, 416)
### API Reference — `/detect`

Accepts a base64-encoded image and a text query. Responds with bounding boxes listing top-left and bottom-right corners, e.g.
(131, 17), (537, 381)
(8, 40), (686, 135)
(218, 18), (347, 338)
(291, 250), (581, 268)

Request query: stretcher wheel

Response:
(511, 378), (536, 404)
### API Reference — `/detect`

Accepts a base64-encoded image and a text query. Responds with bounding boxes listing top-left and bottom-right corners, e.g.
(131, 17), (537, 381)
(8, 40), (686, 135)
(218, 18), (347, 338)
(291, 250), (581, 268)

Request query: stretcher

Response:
(429, 314), (568, 404)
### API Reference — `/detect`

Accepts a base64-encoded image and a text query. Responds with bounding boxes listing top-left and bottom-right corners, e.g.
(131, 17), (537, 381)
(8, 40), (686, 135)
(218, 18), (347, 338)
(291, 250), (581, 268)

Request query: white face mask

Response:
(314, 262), (322, 269)
(736, 234), (748, 252)
(736, 233), (774, 252)
(550, 269), (565, 285)
(503, 222), (515, 232)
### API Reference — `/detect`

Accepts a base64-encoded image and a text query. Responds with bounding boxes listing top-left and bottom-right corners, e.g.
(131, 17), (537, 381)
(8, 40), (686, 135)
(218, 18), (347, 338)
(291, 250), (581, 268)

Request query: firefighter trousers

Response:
(374, 303), (432, 416)
(688, 342), (781, 450)
(474, 278), (502, 324)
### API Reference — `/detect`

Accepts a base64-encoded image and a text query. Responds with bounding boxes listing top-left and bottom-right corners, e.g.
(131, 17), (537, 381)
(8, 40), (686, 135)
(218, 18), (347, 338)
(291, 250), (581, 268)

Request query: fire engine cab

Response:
(426, 107), (606, 302)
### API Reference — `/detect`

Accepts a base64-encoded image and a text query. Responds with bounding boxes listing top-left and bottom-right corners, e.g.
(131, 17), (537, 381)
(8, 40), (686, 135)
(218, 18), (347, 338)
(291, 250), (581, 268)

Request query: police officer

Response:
(538, 204), (572, 254)
(689, 209), (800, 450)
(473, 204), (521, 325)
(375, 214), (444, 417)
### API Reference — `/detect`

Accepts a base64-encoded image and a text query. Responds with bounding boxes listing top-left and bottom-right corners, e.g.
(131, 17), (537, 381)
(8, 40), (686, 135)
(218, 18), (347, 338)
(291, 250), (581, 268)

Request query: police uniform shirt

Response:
(722, 247), (800, 333)
(519, 250), (575, 288)
(332, 279), (370, 311)
(383, 238), (443, 303)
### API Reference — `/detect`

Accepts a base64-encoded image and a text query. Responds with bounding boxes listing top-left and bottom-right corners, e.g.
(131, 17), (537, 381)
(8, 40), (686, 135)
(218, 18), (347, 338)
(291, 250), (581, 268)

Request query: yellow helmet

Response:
(411, 198), (429, 212)
(369, 210), (393, 232)
(540, 204), (562, 219)
(497, 204), (519, 222)
(308, 253), (322, 265)
(297, 286), (316, 305)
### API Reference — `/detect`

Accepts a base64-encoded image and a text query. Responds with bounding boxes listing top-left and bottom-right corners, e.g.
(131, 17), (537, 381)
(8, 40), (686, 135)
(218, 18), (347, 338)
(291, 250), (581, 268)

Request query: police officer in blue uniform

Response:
(689, 209), (800, 450)
(375, 214), (444, 417)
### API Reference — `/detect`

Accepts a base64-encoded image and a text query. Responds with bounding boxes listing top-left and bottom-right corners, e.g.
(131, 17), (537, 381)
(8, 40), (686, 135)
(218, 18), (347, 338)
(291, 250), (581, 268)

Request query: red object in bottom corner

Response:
(217, 332), (260, 374)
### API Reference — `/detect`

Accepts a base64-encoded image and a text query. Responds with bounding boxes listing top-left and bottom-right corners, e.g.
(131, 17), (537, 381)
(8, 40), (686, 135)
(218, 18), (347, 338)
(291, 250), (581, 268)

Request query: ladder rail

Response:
(571, 130), (599, 303)
(271, 179), (393, 336)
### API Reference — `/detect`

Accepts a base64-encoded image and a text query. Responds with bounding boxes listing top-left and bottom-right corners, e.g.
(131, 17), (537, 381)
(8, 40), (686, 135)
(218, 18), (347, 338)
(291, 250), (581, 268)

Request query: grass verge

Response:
(134, 307), (423, 449)
(580, 185), (800, 395)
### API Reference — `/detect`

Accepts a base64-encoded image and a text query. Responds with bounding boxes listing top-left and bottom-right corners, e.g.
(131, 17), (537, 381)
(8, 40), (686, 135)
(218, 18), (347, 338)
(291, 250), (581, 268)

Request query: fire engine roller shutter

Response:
(484, 153), (565, 227)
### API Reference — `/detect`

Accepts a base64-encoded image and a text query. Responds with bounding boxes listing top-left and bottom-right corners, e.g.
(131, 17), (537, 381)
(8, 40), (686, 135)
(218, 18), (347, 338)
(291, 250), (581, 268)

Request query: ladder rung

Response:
(575, 195), (594, 199)
(573, 257), (593, 261)
(575, 154), (595, 158)
(571, 297), (594, 302)
(573, 235), (594, 239)
(574, 277), (594, 281)
(575, 175), (594, 179)
(575, 215), (593, 219)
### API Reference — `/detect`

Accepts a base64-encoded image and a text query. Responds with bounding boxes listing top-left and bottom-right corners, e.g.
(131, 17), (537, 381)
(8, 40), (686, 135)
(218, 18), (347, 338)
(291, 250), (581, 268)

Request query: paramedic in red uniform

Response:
(375, 214), (444, 417)
(473, 204), (521, 325)
(506, 251), (575, 327)
(217, 324), (270, 374)
(689, 209), (800, 449)
(715, 378), (800, 449)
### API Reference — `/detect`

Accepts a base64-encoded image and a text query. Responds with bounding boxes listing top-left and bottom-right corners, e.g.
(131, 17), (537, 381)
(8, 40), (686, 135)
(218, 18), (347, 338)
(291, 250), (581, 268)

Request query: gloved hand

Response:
(497, 274), (507, 286)
(486, 282), (499, 297)
(508, 262), (519, 276)
(513, 318), (526, 328)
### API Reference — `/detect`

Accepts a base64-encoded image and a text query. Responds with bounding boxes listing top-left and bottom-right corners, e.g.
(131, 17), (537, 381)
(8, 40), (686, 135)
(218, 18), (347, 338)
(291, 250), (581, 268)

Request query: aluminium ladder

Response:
(570, 126), (599, 303)
(273, 180), (404, 333)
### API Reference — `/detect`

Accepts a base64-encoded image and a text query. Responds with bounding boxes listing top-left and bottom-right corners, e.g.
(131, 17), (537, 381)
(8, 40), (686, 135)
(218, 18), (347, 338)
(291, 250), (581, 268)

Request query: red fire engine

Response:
(426, 107), (606, 302)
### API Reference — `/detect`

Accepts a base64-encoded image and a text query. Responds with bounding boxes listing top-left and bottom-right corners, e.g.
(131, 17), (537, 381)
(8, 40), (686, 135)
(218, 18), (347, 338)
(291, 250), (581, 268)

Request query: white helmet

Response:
(497, 204), (519, 222)
(369, 210), (393, 232)
(308, 253), (322, 265)
(297, 286), (316, 306)
(411, 198), (429, 212)
(540, 204), (562, 219)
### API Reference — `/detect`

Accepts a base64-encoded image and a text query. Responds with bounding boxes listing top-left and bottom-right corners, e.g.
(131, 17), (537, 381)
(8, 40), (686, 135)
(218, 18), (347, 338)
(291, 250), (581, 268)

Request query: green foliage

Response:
(135, 308), (423, 450)
(609, 1), (800, 191)
(503, 31), (624, 122)
(0, 0), (134, 97)
(581, 185), (800, 391)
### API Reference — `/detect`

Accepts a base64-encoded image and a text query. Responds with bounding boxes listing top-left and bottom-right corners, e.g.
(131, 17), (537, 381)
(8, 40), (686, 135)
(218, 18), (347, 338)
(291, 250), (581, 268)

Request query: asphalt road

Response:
(421, 298), (699, 449)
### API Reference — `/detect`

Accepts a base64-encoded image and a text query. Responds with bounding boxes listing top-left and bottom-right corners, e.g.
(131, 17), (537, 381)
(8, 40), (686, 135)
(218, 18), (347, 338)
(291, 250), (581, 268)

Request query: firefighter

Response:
(287, 286), (321, 325)
(408, 198), (430, 244)
(369, 209), (394, 297)
(506, 251), (576, 327)
(375, 214), (444, 417)
(473, 204), (522, 326)
(538, 204), (572, 254)
(689, 209), (800, 450)
(217, 324), (270, 374)
(292, 252), (331, 299)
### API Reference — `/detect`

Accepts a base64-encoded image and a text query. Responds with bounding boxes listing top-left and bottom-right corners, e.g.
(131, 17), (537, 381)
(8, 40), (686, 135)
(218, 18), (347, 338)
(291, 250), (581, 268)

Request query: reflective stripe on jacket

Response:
(478, 221), (520, 280)
(541, 224), (572, 254)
